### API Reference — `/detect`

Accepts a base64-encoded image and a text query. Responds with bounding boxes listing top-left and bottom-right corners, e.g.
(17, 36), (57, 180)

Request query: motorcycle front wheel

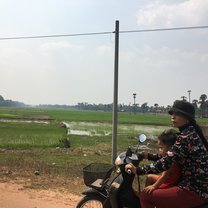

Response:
(76, 195), (106, 208)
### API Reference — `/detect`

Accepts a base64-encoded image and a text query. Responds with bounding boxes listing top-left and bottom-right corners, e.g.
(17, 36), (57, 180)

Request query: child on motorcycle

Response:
(126, 100), (208, 208)
(142, 129), (181, 194)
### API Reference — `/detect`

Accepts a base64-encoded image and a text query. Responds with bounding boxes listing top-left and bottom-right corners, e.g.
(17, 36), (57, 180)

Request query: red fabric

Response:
(140, 186), (205, 208)
(159, 163), (180, 188)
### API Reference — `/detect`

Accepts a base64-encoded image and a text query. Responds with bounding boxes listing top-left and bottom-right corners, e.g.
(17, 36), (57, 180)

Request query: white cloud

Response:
(136, 0), (208, 27)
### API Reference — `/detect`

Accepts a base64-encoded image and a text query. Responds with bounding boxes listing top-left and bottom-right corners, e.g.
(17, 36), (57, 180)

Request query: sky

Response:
(0, 0), (208, 107)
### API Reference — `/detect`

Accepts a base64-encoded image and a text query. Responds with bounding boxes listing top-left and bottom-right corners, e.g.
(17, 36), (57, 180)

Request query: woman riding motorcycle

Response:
(126, 100), (208, 208)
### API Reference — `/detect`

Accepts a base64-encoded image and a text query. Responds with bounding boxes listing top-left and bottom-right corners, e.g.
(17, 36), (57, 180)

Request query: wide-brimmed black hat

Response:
(168, 100), (195, 121)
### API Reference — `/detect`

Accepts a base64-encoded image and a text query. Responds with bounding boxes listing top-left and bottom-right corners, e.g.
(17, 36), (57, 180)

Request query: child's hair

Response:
(158, 129), (178, 148)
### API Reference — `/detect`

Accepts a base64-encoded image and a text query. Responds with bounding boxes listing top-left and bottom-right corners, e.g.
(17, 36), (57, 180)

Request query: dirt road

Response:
(0, 181), (81, 208)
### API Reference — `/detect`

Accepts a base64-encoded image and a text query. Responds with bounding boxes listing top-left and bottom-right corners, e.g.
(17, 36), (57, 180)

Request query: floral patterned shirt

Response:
(139, 125), (208, 199)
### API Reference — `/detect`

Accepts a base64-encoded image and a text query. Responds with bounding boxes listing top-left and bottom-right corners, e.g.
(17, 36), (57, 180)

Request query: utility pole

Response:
(112, 20), (119, 163)
(133, 93), (136, 114)
(181, 96), (187, 101)
(187, 90), (191, 103)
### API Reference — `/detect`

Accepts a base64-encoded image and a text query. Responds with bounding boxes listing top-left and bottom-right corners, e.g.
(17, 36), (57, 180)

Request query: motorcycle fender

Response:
(80, 188), (110, 208)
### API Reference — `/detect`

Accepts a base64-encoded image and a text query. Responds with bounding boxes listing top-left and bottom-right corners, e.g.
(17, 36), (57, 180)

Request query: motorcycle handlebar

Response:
(127, 168), (132, 174)
(119, 147), (145, 175)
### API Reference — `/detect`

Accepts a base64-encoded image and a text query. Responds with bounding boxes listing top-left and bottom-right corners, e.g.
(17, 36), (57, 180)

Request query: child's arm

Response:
(143, 170), (170, 194)
(152, 170), (170, 188)
(146, 152), (162, 161)
(141, 152), (162, 161)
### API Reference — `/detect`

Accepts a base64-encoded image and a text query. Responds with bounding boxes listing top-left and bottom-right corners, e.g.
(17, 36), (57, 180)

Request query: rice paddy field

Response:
(0, 107), (207, 194)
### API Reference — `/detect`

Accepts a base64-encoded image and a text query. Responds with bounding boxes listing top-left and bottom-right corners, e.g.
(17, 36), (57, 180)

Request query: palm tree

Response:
(192, 99), (198, 117)
(141, 102), (148, 113)
(205, 100), (208, 118)
(154, 103), (159, 114)
(199, 94), (207, 118)
(192, 99), (198, 107)
(181, 96), (187, 101)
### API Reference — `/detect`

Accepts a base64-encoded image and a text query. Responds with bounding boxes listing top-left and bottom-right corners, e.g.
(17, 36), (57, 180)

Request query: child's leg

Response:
(145, 174), (160, 186)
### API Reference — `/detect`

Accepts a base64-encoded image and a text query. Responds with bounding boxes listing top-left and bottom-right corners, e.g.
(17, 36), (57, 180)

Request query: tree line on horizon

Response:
(74, 94), (208, 118)
(0, 95), (27, 107)
(0, 94), (208, 118)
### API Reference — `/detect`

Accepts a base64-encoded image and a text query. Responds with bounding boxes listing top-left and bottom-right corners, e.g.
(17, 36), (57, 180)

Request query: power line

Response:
(119, 25), (208, 34)
(0, 25), (208, 41)
(0, 31), (112, 41)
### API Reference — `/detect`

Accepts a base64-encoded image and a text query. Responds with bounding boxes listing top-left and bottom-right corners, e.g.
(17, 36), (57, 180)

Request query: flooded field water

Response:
(62, 121), (171, 137)
(0, 119), (172, 138)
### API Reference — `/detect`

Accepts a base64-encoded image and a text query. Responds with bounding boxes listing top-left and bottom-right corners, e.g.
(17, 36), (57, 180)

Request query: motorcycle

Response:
(76, 134), (208, 208)
(76, 134), (147, 208)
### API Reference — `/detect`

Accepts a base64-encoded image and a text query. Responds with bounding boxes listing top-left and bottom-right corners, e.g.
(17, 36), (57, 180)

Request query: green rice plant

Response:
(0, 107), (50, 119)
(0, 121), (64, 148)
(0, 107), (207, 125)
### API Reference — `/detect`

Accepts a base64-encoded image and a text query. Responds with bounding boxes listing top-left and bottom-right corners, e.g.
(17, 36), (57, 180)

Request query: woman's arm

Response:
(126, 149), (180, 175)
(137, 149), (180, 175)
(137, 133), (188, 175)
(126, 131), (191, 175)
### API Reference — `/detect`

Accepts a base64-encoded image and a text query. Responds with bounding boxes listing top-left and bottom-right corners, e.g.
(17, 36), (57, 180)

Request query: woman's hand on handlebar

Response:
(125, 163), (137, 174)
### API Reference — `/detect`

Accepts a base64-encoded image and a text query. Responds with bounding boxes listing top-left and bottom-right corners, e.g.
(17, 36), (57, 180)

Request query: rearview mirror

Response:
(138, 134), (147, 143)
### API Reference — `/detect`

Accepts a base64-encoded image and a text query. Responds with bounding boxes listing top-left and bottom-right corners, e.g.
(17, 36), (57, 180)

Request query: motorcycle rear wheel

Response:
(76, 195), (106, 208)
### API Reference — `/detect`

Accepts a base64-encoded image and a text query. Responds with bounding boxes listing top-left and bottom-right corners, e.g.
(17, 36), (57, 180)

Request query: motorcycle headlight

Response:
(115, 151), (126, 165)
(115, 152), (126, 165)
(115, 156), (123, 165)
